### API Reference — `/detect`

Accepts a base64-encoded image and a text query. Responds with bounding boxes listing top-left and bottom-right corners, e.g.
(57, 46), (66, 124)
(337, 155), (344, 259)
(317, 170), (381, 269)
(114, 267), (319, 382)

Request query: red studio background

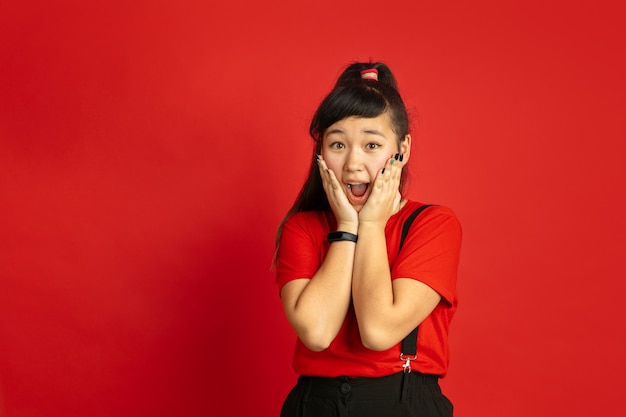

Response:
(1, 1), (625, 416)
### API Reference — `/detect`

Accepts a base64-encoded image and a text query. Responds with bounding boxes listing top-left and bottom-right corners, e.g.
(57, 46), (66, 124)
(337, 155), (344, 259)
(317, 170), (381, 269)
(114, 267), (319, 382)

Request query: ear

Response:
(399, 134), (412, 163)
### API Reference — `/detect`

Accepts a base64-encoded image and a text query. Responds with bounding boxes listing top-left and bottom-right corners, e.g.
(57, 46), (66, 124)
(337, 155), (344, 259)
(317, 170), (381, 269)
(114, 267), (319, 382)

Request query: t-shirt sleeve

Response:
(276, 213), (322, 292)
(391, 207), (462, 306)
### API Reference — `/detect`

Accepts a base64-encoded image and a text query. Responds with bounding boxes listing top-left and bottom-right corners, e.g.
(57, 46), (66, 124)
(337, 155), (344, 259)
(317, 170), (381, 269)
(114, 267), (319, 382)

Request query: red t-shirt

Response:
(276, 201), (462, 377)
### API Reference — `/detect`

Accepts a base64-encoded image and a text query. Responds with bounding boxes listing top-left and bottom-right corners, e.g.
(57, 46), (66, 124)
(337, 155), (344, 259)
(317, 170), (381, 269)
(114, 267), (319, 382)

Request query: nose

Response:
(345, 148), (364, 172)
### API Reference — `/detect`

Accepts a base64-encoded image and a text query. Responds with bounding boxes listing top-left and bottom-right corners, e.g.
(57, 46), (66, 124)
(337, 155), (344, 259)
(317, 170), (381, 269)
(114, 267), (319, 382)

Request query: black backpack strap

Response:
(398, 204), (433, 372)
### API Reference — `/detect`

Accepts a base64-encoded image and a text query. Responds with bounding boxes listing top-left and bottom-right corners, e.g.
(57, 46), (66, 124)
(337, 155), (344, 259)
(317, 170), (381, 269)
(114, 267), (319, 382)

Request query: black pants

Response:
(280, 372), (453, 417)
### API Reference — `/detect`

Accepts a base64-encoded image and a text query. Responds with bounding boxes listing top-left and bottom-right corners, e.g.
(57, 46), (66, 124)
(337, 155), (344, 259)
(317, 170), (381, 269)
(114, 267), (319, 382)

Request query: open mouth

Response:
(346, 183), (370, 202)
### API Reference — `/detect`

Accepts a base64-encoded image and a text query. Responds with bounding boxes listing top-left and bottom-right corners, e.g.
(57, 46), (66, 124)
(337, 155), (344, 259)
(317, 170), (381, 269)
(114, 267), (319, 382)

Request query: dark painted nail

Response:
(394, 153), (400, 160)
(381, 168), (385, 174)
(399, 154), (404, 162)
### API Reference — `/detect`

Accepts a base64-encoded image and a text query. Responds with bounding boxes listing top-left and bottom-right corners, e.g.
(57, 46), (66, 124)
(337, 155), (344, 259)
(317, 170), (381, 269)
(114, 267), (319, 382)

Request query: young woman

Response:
(274, 62), (462, 417)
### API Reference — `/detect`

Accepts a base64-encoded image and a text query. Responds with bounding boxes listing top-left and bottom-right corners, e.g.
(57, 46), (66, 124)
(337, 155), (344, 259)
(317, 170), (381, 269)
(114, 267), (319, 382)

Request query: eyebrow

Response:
(325, 128), (388, 138)
(325, 128), (344, 136)
(363, 129), (387, 138)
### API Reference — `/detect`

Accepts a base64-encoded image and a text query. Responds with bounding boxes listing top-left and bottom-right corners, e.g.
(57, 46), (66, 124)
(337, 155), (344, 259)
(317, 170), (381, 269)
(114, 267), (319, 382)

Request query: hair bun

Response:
(360, 68), (379, 81)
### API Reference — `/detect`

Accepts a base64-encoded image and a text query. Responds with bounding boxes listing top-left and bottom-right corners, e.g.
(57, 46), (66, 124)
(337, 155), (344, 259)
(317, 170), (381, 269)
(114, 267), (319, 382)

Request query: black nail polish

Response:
(394, 153), (400, 160)
(399, 154), (404, 162)
(381, 168), (385, 174)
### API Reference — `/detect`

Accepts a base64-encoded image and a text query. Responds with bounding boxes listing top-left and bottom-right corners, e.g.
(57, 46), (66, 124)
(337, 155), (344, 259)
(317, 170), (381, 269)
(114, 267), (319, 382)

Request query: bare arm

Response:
(351, 222), (441, 351)
(280, 235), (356, 352)
(351, 155), (443, 351)
(280, 156), (359, 352)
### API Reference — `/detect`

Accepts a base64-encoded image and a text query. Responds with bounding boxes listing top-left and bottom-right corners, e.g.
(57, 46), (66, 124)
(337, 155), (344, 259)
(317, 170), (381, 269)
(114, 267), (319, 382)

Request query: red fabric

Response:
(277, 201), (462, 377)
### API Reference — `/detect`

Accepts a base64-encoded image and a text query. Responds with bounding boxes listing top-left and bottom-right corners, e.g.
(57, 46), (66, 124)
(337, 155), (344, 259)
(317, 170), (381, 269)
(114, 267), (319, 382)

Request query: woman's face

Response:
(321, 112), (410, 212)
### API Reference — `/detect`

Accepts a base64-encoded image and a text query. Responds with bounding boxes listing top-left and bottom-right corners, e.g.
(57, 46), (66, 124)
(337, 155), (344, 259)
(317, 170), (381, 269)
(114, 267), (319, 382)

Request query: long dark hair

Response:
(273, 61), (411, 265)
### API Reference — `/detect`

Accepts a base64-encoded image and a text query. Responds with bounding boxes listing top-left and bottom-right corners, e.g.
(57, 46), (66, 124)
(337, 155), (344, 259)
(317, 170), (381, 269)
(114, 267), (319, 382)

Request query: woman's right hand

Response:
(316, 154), (359, 231)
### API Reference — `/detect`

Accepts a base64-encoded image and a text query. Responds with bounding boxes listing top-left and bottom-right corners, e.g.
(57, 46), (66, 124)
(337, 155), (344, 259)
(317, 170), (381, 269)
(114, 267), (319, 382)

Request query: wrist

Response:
(357, 221), (386, 236)
(336, 221), (358, 235)
(327, 231), (358, 244)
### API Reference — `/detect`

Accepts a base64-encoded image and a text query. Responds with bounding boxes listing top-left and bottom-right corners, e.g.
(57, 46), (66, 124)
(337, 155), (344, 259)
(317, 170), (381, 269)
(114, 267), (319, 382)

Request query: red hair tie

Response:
(360, 68), (378, 81)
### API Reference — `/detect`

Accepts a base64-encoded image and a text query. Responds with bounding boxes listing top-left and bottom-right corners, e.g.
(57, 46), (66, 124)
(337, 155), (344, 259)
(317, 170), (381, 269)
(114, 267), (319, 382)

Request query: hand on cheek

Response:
(316, 154), (358, 229)
(359, 153), (404, 226)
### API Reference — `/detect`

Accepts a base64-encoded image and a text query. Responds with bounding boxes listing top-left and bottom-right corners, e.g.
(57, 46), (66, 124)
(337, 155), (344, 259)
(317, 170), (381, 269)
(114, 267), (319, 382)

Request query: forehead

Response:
(325, 112), (394, 135)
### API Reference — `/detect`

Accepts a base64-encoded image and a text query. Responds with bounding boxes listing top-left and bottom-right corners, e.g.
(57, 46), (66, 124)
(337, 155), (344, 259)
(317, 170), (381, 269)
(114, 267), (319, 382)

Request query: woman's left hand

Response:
(358, 153), (404, 226)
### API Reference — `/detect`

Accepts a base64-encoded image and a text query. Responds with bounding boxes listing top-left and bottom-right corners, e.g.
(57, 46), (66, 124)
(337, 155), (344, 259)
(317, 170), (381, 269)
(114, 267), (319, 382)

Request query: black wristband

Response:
(327, 231), (358, 243)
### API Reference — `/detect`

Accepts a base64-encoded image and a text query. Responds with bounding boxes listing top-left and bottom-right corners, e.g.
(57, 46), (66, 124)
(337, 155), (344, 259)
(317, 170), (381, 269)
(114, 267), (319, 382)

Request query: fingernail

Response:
(399, 154), (404, 162)
(381, 168), (385, 174)
(394, 153), (400, 160)
(390, 159), (395, 165)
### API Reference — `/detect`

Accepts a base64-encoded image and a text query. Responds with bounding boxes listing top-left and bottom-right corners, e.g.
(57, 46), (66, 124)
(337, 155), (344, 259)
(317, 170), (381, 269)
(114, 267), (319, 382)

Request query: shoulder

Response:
(284, 210), (333, 230)
(387, 201), (462, 252)
(390, 202), (462, 303)
(281, 210), (334, 242)
(395, 201), (461, 229)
